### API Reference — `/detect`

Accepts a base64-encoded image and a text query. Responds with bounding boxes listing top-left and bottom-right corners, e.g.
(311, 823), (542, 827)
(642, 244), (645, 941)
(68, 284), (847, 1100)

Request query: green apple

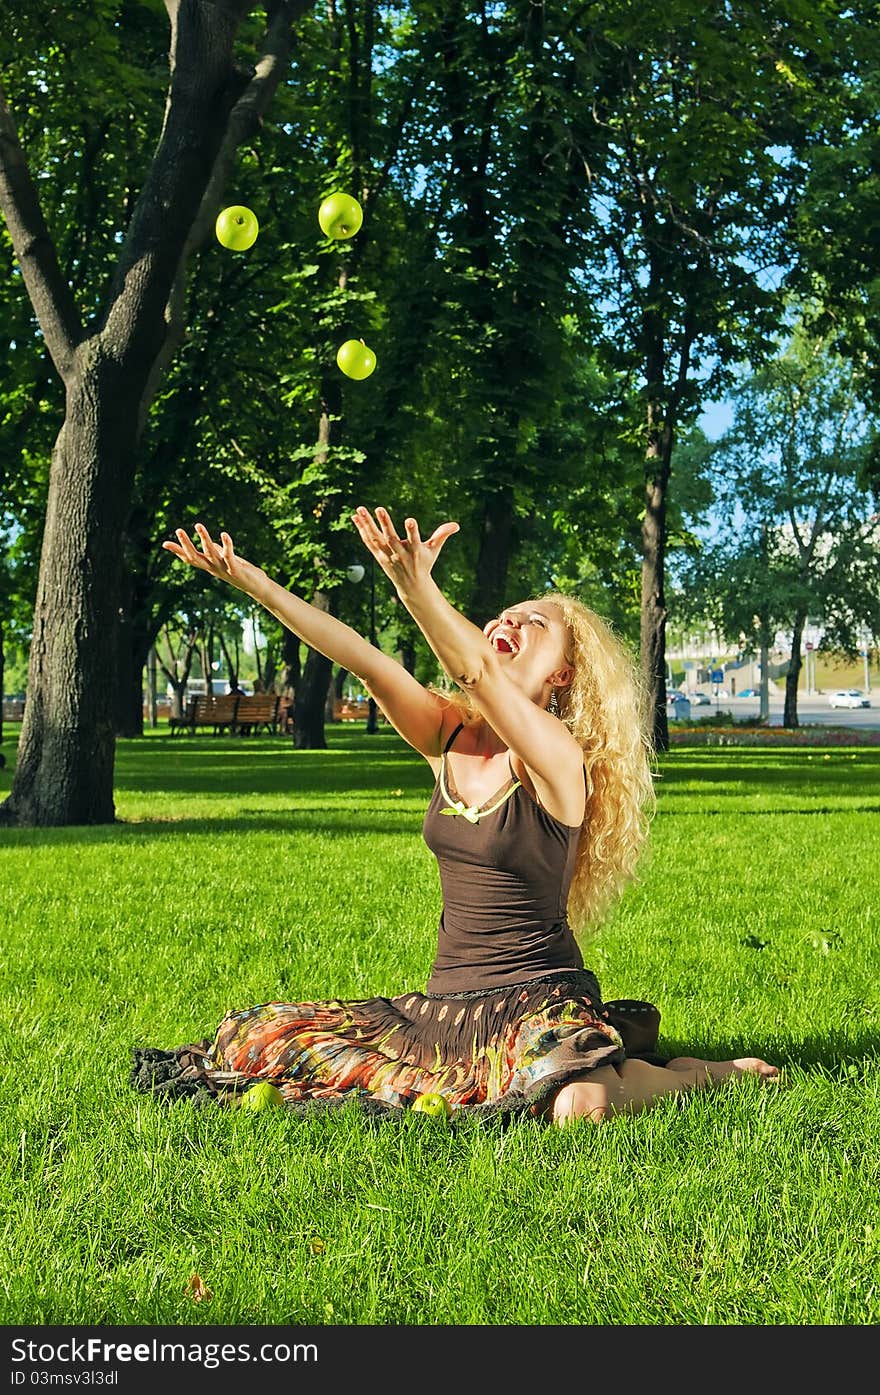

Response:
(238, 1081), (285, 1111)
(318, 192), (363, 239)
(411, 1091), (452, 1120)
(336, 338), (377, 380)
(215, 205), (259, 251)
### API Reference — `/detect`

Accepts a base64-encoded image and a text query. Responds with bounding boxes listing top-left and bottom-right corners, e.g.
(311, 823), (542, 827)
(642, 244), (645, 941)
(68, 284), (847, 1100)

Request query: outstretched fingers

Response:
(352, 505), (459, 558)
(351, 506), (385, 552)
(161, 524), (228, 574)
(352, 506), (406, 568)
(374, 506), (400, 545)
(162, 528), (208, 568)
(194, 522), (223, 565)
(427, 521), (460, 550)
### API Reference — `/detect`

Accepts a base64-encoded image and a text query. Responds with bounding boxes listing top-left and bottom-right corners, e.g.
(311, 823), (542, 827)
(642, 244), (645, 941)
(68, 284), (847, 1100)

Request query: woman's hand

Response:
(351, 506), (459, 597)
(162, 524), (268, 599)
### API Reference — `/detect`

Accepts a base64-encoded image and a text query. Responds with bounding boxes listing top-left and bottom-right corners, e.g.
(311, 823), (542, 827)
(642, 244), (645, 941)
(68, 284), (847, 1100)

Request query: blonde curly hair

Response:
(427, 592), (658, 939)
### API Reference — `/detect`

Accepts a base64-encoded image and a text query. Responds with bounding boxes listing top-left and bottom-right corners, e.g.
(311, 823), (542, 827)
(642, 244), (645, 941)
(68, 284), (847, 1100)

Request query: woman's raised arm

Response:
(162, 523), (450, 758)
(350, 507), (587, 813)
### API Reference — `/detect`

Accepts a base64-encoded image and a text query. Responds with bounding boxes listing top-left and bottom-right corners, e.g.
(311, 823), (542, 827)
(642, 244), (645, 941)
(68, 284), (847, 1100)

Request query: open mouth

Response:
(491, 631), (519, 655)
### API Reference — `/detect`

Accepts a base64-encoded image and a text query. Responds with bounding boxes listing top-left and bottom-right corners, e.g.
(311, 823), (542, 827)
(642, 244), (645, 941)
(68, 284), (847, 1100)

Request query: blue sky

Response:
(698, 399), (734, 441)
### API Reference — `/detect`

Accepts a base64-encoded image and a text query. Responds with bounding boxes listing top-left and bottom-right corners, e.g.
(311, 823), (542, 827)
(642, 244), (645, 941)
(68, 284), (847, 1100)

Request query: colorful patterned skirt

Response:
(130, 970), (664, 1121)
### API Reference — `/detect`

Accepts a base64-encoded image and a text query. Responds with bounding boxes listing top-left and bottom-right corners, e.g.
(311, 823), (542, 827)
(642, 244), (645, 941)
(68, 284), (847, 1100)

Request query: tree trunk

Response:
(157, 622), (197, 718)
(115, 549), (158, 737)
(783, 613), (806, 728)
(325, 667), (339, 722)
(114, 557), (140, 737)
(294, 651), (333, 747)
(641, 423), (672, 755)
(1, 374), (137, 825)
(218, 630), (240, 690)
(293, 589), (334, 749)
(263, 641), (278, 692)
(469, 484), (514, 623)
(115, 628), (152, 738)
(0, 0), (308, 824)
(325, 665), (347, 722)
(759, 631), (770, 723)
(398, 636), (416, 676)
(281, 625), (300, 702)
(167, 678), (186, 720)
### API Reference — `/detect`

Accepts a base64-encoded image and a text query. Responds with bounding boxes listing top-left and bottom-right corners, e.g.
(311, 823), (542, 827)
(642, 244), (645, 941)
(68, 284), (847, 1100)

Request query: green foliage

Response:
(1, 0), (876, 698)
(789, 8), (880, 400)
(582, 0), (838, 448)
(669, 320), (880, 653)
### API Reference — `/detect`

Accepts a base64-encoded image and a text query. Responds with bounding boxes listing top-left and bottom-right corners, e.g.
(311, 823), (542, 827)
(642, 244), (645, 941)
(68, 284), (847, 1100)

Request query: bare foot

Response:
(666, 1056), (780, 1086)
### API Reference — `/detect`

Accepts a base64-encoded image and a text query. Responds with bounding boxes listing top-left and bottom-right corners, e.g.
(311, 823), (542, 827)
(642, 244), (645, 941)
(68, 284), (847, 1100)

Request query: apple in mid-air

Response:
(318, 192), (363, 239)
(336, 338), (377, 380)
(411, 1091), (452, 1120)
(215, 205), (259, 251)
(238, 1081), (285, 1111)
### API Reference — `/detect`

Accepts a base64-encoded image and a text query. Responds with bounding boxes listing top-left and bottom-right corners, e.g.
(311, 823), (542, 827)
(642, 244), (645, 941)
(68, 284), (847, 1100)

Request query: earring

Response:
(548, 688), (560, 718)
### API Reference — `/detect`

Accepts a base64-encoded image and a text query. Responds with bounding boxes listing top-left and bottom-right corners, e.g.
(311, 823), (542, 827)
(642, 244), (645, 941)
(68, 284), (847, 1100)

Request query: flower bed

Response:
(668, 723), (880, 747)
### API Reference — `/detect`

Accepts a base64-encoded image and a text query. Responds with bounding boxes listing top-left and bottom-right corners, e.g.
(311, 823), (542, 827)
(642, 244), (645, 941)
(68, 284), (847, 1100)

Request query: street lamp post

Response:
(858, 626), (872, 694)
(147, 645), (158, 728)
(345, 559), (380, 734)
(366, 557), (379, 734)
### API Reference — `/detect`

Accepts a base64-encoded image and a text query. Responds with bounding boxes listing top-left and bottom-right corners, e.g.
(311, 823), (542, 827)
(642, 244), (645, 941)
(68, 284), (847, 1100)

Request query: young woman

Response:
(131, 507), (778, 1125)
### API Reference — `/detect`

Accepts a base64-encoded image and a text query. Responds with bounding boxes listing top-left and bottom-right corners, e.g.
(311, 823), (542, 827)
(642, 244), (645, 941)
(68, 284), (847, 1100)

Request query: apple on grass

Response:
(318, 192), (363, 240)
(238, 1081), (285, 1112)
(215, 205), (259, 251)
(411, 1092), (452, 1120)
(337, 338), (377, 380)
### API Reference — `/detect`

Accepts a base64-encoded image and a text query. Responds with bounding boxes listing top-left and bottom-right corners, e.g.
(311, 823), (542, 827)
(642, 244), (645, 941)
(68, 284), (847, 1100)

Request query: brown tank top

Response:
(422, 721), (585, 993)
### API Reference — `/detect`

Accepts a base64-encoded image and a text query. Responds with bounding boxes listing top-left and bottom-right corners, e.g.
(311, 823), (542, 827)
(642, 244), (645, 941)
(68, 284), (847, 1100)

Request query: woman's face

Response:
(482, 601), (574, 698)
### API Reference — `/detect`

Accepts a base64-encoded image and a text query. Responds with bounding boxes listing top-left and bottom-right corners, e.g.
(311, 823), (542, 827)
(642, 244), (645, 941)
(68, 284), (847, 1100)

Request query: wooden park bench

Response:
(334, 699), (365, 722)
(233, 693), (281, 735)
(169, 693), (240, 736)
(332, 697), (386, 724)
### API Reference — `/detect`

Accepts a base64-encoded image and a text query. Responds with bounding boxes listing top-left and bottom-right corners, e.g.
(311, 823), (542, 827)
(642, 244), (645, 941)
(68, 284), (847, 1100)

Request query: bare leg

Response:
(665, 1056), (780, 1084)
(550, 1054), (779, 1126)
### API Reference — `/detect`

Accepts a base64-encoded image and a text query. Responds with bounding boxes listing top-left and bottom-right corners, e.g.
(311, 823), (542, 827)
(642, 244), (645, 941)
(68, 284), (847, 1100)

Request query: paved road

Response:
(692, 694), (879, 730)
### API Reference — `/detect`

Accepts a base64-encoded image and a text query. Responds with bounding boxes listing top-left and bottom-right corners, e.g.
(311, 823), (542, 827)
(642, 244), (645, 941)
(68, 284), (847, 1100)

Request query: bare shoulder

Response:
(423, 703), (459, 780)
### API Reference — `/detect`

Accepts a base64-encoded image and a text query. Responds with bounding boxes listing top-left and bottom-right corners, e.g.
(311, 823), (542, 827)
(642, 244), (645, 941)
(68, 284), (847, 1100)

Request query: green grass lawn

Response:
(1, 728), (878, 1326)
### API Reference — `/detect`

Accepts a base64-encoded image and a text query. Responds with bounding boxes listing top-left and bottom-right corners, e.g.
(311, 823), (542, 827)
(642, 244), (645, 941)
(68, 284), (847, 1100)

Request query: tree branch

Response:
(0, 82), (83, 382)
(188, 0), (313, 256)
(100, 0), (252, 362)
(137, 0), (311, 429)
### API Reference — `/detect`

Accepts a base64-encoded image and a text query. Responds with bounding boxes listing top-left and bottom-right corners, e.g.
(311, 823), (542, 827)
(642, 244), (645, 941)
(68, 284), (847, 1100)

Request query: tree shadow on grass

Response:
(658, 748), (880, 790)
(0, 812), (428, 845)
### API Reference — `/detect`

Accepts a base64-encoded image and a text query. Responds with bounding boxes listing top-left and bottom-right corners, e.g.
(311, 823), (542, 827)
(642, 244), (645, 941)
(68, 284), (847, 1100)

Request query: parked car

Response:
(689, 692), (712, 705)
(666, 691), (691, 719)
(738, 688), (758, 698)
(828, 688), (870, 709)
